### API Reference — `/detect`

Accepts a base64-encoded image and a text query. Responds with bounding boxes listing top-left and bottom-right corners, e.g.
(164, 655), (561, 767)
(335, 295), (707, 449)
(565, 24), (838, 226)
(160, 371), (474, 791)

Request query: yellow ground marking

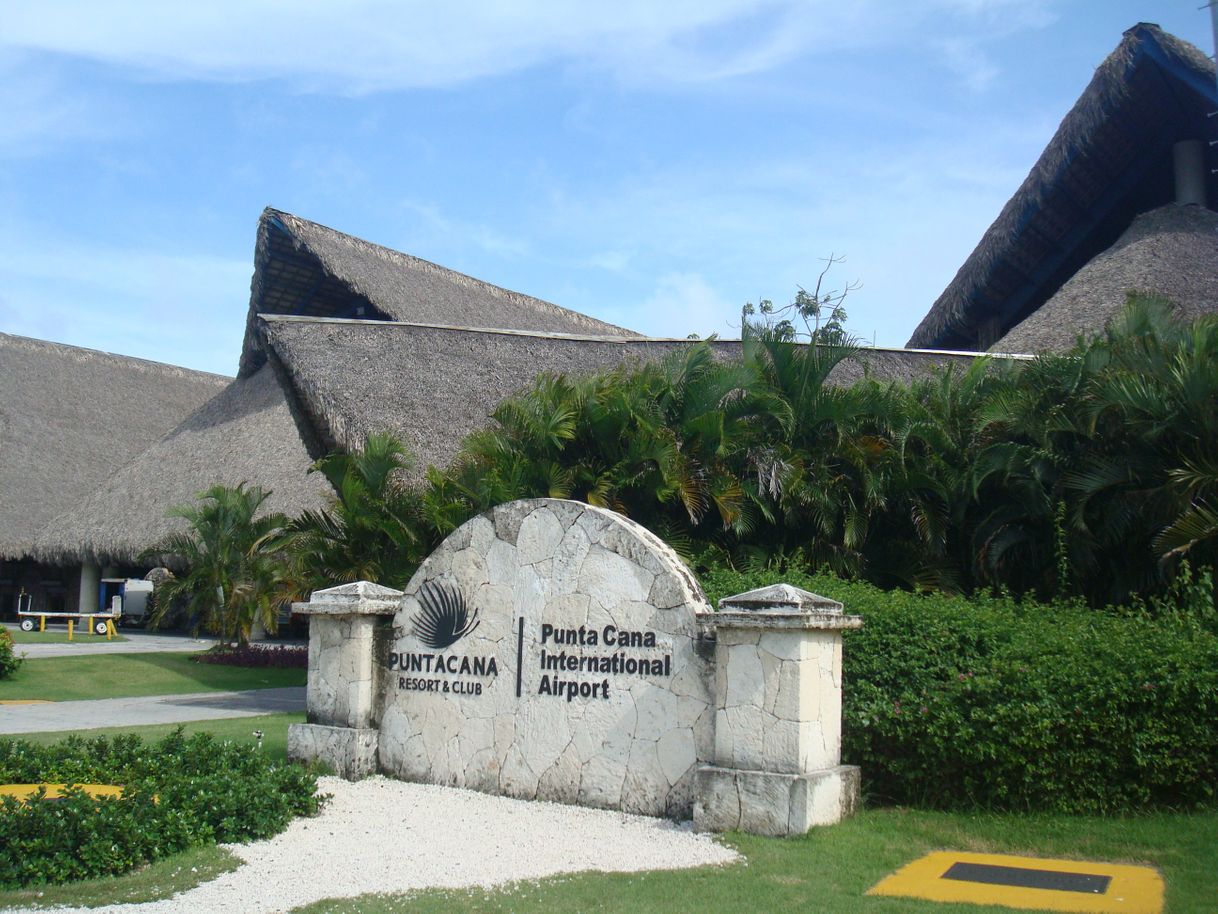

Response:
(867, 851), (1163, 914)
(0, 699), (53, 704)
(0, 784), (127, 803)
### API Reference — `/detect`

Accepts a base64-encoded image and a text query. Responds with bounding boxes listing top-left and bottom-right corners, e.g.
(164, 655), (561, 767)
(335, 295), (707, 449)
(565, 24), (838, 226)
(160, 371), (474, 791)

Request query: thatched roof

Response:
(259, 316), (980, 479)
(31, 364), (330, 566)
(0, 333), (229, 561)
(239, 208), (639, 377)
(908, 23), (1217, 351)
(994, 204), (1218, 352)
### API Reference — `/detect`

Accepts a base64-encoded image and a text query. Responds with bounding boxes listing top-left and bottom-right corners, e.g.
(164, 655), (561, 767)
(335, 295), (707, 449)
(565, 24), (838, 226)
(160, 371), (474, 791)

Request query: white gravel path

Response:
(3, 776), (738, 914)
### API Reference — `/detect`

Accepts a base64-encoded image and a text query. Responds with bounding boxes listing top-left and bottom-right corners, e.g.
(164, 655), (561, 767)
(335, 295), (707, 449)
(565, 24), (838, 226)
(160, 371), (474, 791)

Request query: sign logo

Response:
(412, 582), (480, 650)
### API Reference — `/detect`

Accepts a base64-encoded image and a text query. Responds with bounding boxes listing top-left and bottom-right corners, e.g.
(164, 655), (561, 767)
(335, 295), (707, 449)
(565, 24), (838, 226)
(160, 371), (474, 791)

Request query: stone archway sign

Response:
(378, 498), (714, 818)
(289, 497), (863, 835)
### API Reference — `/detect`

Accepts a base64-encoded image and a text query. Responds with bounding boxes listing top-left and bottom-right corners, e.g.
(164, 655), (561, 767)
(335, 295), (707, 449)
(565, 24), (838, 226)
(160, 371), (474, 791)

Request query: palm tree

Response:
(1066, 298), (1218, 599)
(743, 327), (886, 576)
(279, 433), (426, 594)
(147, 483), (287, 645)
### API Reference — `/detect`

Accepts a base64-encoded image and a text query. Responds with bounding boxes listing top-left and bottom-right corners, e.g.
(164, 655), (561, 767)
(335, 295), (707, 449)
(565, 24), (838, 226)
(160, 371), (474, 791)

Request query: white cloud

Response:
(518, 110), (1049, 346)
(0, 51), (118, 156)
(629, 272), (739, 339)
(935, 38), (1000, 93)
(396, 199), (533, 260)
(0, 238), (249, 374)
(585, 250), (632, 273)
(2, 0), (1056, 93)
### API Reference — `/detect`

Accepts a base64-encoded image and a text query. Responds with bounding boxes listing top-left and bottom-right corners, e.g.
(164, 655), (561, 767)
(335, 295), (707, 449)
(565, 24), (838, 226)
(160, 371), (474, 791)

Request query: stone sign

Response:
(289, 497), (863, 835)
(376, 499), (714, 818)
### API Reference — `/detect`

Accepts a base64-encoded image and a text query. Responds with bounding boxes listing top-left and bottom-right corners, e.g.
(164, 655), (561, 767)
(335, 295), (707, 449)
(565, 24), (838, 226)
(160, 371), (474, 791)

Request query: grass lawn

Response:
(7, 710), (305, 762)
(3, 712), (1213, 912)
(8, 629), (127, 645)
(0, 652), (305, 702)
(1, 783), (1209, 914)
(0, 845), (240, 910)
(294, 807), (1218, 914)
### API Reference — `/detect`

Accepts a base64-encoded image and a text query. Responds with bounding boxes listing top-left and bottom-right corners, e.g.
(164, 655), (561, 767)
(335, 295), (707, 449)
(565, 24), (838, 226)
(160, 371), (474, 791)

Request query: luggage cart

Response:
(16, 590), (120, 638)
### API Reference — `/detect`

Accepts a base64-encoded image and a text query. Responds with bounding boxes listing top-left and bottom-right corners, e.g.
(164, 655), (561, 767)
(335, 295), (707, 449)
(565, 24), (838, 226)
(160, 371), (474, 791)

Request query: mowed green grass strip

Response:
(0, 652), (305, 702)
(0, 845), (241, 910)
(295, 808), (1218, 914)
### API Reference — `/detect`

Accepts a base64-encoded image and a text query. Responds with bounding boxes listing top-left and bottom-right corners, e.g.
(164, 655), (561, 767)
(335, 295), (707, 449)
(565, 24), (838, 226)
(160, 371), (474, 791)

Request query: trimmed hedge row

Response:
(0, 730), (322, 887)
(700, 566), (1218, 813)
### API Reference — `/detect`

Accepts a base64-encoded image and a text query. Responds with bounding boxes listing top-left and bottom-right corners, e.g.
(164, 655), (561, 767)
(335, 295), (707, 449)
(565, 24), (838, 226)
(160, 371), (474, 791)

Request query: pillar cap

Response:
(698, 582), (861, 631)
(719, 583), (843, 614)
(292, 581), (403, 617)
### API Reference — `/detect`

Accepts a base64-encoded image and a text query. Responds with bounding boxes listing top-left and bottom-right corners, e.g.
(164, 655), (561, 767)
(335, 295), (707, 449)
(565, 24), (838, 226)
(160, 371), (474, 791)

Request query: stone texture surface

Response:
(293, 581), (404, 616)
(710, 626), (844, 773)
(288, 723), (380, 779)
(718, 583), (844, 613)
(306, 615), (380, 728)
(694, 583), (863, 833)
(377, 499), (714, 819)
(298, 582), (399, 735)
(692, 764), (861, 836)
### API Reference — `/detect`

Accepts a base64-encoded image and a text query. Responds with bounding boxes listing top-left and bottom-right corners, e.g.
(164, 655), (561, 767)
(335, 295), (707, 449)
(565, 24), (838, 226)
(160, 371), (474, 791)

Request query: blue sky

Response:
(0, 2), (1213, 376)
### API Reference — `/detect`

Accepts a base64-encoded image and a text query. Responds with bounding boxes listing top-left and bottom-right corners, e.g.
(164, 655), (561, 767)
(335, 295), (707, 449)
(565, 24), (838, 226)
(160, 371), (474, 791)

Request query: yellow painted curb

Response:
(868, 850), (1163, 913)
(0, 699), (53, 705)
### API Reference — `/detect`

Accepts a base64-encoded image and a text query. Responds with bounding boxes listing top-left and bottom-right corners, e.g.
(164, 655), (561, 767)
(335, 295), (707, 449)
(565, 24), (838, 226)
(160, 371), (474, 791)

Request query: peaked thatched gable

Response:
(994, 204), (1218, 352)
(908, 24), (1217, 351)
(31, 365), (330, 566)
(0, 333), (229, 561)
(239, 208), (640, 377)
(259, 316), (979, 480)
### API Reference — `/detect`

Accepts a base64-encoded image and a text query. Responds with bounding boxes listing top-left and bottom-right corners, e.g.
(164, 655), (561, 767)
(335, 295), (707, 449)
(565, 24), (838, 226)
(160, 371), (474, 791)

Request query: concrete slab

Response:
(0, 687), (305, 734)
(2, 623), (306, 659)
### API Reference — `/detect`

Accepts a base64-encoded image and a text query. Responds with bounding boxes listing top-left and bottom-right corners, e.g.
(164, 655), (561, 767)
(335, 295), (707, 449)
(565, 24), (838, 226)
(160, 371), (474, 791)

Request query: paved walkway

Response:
(3, 624), (220, 659)
(2, 624), (306, 659)
(0, 687), (305, 734)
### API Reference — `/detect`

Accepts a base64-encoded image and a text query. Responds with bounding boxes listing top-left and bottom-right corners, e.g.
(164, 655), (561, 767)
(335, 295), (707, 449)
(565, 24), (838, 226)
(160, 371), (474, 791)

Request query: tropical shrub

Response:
(145, 483), (288, 645)
(701, 565), (1218, 813)
(421, 295), (1217, 607)
(0, 730), (322, 888)
(0, 627), (20, 679)
(278, 433), (429, 595)
(262, 294), (1218, 609)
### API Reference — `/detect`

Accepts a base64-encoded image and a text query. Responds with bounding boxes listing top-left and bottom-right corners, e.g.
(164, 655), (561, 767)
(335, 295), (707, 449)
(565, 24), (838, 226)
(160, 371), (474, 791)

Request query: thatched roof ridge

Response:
(0, 332), (229, 561)
(31, 364), (330, 566)
(994, 204), (1218, 352)
(907, 23), (1217, 350)
(259, 316), (980, 480)
(239, 207), (640, 376)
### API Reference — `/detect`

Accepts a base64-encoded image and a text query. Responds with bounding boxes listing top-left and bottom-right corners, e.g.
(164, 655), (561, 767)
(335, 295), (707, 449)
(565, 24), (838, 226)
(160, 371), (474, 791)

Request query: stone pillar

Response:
(77, 563), (100, 614)
(287, 581), (402, 778)
(693, 583), (863, 836)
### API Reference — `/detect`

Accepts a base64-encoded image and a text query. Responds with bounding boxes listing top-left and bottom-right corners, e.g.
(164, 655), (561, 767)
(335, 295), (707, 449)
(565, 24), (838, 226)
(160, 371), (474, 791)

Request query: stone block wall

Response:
(291, 501), (863, 836)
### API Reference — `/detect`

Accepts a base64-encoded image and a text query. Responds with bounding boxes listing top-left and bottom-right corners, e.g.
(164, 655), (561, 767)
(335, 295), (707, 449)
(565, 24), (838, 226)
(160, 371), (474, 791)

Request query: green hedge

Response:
(700, 566), (1218, 813)
(0, 730), (322, 887)
(0, 627), (20, 679)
